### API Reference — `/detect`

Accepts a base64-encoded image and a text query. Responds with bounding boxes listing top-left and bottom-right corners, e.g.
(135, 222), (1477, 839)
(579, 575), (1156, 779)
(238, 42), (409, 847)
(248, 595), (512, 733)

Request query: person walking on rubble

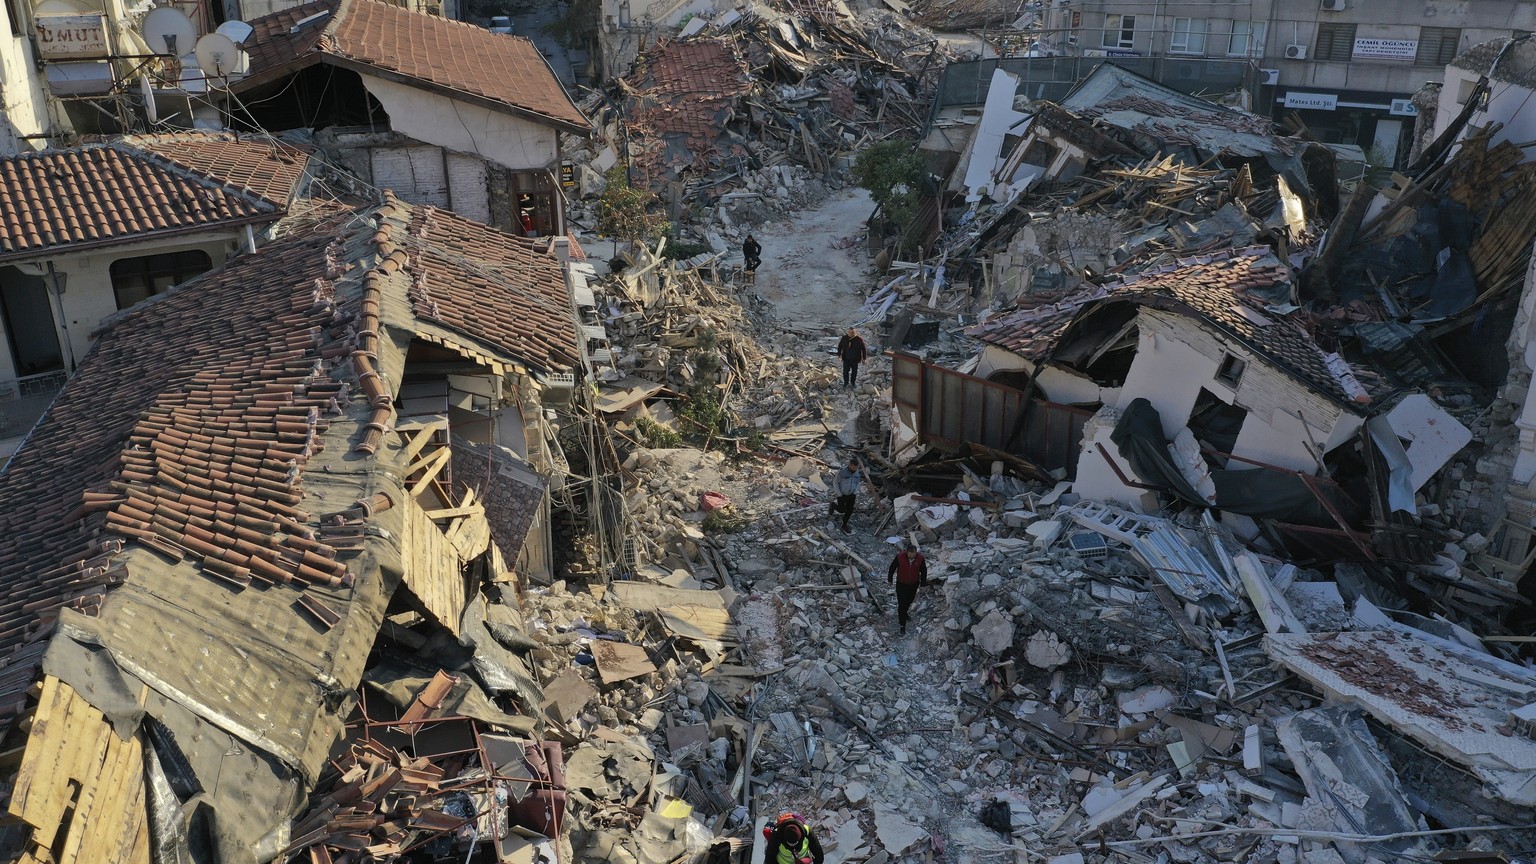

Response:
(829, 458), (863, 533)
(836, 327), (868, 389)
(887, 540), (929, 635)
(743, 233), (762, 273)
(762, 812), (824, 864)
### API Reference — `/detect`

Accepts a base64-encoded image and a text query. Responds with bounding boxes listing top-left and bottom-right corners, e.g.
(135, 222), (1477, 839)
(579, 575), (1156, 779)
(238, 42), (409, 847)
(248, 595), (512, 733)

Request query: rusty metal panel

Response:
(896, 352), (1088, 472)
(892, 352), (922, 410)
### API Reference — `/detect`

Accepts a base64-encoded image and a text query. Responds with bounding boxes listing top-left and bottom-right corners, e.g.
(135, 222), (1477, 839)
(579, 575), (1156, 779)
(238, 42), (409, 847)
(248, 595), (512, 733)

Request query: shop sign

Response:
(1284, 92), (1338, 111)
(1352, 38), (1417, 61)
(35, 14), (108, 59)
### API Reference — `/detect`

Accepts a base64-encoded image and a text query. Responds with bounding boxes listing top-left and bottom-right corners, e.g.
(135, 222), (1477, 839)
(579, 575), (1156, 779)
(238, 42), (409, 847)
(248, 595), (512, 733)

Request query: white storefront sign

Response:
(34, 14), (109, 59)
(1352, 38), (1417, 61)
(1284, 92), (1338, 111)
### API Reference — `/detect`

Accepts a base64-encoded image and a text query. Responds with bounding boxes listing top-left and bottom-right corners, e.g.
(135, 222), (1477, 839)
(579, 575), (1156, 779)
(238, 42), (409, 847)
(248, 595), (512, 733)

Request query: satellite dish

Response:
(143, 7), (196, 56)
(140, 74), (158, 123)
(215, 19), (253, 44)
(194, 31), (247, 82)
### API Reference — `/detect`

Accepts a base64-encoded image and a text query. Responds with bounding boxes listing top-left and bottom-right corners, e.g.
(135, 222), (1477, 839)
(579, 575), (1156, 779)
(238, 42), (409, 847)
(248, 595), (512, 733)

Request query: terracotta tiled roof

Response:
(0, 193), (578, 727)
(624, 38), (753, 188)
(127, 131), (311, 205)
(401, 205), (580, 372)
(0, 140), (293, 263)
(973, 247), (1358, 404)
(241, 0), (589, 131)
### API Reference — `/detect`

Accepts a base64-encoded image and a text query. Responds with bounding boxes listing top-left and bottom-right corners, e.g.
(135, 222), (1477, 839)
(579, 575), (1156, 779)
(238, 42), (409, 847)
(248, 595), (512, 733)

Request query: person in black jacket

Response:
(836, 328), (868, 389)
(743, 234), (762, 272)
(762, 812), (824, 864)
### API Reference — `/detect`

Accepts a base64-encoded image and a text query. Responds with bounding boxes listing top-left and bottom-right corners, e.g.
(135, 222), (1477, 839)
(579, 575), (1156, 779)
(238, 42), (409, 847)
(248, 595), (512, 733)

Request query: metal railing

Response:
(0, 369), (67, 438)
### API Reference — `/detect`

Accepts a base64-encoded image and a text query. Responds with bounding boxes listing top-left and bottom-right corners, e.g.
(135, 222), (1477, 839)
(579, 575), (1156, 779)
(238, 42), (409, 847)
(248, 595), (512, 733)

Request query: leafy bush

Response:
(702, 508), (748, 534)
(851, 140), (929, 228)
(634, 417), (683, 449)
(595, 166), (667, 244)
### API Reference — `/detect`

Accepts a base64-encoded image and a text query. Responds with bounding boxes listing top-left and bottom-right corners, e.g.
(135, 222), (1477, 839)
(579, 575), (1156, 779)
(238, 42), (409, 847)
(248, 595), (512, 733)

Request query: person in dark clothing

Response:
(742, 234), (762, 272)
(829, 458), (862, 533)
(886, 541), (928, 634)
(836, 328), (868, 389)
(762, 812), (824, 864)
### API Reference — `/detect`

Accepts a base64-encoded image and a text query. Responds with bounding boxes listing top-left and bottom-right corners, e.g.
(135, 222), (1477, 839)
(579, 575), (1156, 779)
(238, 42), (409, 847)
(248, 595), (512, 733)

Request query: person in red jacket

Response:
(886, 541), (928, 635)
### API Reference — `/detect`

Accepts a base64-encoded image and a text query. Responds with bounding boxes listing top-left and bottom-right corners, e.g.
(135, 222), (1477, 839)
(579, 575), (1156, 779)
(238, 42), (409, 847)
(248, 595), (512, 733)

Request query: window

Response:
(1170, 17), (1207, 55)
(1102, 14), (1135, 49)
(1021, 138), (1060, 168)
(1314, 22), (1357, 61)
(1215, 353), (1247, 387)
(1227, 20), (1266, 57)
(109, 250), (213, 310)
(1417, 27), (1461, 65)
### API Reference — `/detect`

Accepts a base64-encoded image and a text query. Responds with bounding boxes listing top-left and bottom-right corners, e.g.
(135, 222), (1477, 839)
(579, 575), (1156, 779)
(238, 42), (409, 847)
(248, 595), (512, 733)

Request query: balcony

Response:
(0, 370), (68, 442)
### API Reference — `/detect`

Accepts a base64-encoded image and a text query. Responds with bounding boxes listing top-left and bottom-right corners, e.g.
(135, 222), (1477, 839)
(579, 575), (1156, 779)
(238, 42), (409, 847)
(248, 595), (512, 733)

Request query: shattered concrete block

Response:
(1116, 684), (1177, 715)
(873, 804), (927, 855)
(1024, 629), (1071, 669)
(843, 780), (869, 806)
(971, 610), (1015, 655)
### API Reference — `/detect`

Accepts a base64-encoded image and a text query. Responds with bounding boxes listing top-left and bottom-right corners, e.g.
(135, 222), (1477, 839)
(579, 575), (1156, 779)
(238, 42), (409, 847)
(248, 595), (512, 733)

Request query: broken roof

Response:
(0, 193), (577, 858)
(0, 132), (308, 263)
(240, 0), (589, 132)
(623, 38), (754, 187)
(973, 247), (1365, 406)
(1450, 37), (1536, 88)
(1061, 63), (1290, 158)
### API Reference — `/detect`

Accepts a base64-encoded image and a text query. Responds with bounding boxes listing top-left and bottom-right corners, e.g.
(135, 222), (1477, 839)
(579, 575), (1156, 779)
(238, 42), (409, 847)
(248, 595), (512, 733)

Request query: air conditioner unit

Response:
(1260, 68), (1280, 85)
(1285, 44), (1307, 59)
(1320, 0), (1345, 10)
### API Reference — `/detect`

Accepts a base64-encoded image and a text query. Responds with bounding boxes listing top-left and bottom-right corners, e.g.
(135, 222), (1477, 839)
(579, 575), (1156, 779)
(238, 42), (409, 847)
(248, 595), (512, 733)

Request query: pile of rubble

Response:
(709, 456), (1536, 864)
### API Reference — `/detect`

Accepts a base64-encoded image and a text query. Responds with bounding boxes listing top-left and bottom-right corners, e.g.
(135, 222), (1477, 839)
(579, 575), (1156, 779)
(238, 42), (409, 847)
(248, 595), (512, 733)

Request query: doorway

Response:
(0, 266), (62, 377)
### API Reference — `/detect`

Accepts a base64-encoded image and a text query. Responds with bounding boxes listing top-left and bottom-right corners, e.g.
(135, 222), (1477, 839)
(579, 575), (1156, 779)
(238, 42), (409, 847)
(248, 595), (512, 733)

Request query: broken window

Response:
(1169, 17), (1207, 54)
(1188, 388), (1247, 456)
(1215, 353), (1246, 388)
(1314, 22), (1356, 61)
(1102, 14), (1135, 49)
(109, 249), (213, 310)
(1021, 138), (1060, 169)
(1416, 27), (1461, 66)
(1226, 20), (1265, 57)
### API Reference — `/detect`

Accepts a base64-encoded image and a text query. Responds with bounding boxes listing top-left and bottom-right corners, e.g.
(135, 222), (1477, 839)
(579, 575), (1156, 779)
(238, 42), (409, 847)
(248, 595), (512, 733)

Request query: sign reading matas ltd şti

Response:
(1284, 92), (1338, 111)
(34, 14), (109, 59)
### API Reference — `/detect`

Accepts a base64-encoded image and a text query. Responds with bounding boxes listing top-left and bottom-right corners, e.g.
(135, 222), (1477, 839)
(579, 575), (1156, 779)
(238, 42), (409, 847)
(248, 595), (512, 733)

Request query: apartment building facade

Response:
(1041, 0), (1536, 164)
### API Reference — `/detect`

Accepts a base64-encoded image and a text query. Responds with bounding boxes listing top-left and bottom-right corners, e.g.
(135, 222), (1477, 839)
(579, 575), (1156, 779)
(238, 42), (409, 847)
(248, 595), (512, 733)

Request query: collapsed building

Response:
(0, 193), (594, 862)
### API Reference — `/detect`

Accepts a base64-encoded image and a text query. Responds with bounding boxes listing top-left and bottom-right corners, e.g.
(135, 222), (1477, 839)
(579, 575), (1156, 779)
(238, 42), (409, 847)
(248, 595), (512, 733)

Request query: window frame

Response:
(109, 249), (214, 310)
(1416, 27), (1461, 66)
(1215, 354), (1247, 388)
(1169, 17), (1207, 55)
(1102, 13), (1136, 50)
(1227, 20), (1266, 58)
(1314, 22), (1358, 62)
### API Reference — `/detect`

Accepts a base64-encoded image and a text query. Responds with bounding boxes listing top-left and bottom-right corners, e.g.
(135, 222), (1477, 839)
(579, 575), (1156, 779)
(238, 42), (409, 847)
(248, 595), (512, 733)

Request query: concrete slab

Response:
(1266, 630), (1536, 806)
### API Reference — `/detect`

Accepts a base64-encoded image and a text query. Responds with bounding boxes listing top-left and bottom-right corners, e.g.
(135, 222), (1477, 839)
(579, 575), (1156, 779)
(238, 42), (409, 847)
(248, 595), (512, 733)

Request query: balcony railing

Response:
(0, 370), (68, 438)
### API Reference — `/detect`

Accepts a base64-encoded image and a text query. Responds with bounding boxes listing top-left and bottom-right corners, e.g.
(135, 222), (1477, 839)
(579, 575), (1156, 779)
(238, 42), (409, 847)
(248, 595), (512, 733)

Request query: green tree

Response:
(595, 166), (666, 248)
(851, 141), (929, 227)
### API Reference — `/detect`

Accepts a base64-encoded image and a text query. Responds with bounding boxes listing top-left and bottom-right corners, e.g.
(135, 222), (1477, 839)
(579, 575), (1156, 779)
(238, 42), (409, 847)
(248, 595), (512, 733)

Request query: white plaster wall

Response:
(25, 234), (239, 370)
(962, 69), (1025, 203)
(361, 76), (560, 173)
(1035, 365), (1105, 406)
(1433, 65), (1536, 155)
(1115, 310), (1348, 473)
(974, 344), (1030, 379)
(0, 12), (51, 154)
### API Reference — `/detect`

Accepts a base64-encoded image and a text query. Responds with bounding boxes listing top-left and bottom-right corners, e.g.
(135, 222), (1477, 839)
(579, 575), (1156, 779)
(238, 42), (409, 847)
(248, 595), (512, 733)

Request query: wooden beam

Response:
(408, 449), (452, 498)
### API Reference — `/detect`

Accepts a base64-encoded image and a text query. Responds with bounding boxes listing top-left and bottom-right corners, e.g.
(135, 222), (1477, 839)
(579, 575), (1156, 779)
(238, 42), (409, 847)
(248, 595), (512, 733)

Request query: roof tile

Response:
(243, 0), (588, 130)
(0, 134), (306, 263)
